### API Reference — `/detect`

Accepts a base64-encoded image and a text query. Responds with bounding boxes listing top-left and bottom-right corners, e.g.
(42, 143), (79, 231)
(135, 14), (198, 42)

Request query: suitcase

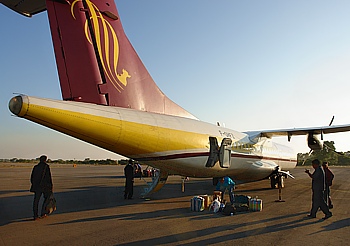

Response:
(234, 194), (251, 205)
(213, 191), (222, 202)
(199, 195), (211, 209)
(222, 202), (236, 216)
(191, 196), (205, 211)
(249, 198), (263, 211)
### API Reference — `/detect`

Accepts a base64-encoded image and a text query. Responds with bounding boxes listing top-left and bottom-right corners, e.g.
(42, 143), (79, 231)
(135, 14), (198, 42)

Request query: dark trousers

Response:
(324, 185), (333, 207)
(220, 187), (234, 204)
(33, 190), (50, 218)
(124, 178), (133, 199)
(310, 190), (331, 216)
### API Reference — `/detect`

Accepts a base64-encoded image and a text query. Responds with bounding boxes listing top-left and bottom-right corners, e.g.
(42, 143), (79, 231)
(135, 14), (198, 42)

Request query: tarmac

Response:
(0, 163), (349, 246)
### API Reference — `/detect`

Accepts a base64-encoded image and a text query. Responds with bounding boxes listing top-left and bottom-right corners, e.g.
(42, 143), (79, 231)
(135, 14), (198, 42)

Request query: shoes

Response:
(40, 214), (48, 219)
(329, 204), (333, 209)
(307, 214), (316, 218)
(33, 217), (40, 221)
(323, 213), (333, 220)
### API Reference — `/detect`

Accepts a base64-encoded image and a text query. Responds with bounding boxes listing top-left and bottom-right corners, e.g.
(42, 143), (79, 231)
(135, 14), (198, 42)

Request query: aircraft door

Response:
(219, 138), (232, 168)
(205, 137), (219, 167)
(206, 137), (232, 168)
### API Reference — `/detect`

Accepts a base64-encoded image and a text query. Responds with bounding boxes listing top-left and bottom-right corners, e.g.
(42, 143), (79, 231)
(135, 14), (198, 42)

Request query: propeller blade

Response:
(301, 150), (313, 165)
(329, 116), (335, 126)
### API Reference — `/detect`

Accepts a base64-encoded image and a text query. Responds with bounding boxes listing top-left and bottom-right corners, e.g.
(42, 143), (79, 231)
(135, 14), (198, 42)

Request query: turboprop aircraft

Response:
(3, 0), (350, 196)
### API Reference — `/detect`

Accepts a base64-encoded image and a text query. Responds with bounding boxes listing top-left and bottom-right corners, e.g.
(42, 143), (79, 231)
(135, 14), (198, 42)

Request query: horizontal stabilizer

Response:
(0, 0), (46, 17)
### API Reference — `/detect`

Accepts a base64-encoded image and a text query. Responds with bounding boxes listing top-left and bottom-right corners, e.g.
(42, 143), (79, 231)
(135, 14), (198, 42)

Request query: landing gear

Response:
(270, 175), (284, 189)
(275, 174), (285, 202)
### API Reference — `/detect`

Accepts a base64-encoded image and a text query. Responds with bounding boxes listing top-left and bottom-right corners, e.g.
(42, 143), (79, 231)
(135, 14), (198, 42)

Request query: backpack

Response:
(209, 199), (221, 213)
(222, 203), (236, 216)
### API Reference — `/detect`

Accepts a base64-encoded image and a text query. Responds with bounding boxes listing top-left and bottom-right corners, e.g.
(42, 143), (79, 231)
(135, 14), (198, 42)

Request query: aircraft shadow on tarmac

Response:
(319, 218), (350, 232)
(0, 190), (28, 196)
(2, 183), (349, 245)
(111, 212), (321, 246)
(0, 180), (213, 226)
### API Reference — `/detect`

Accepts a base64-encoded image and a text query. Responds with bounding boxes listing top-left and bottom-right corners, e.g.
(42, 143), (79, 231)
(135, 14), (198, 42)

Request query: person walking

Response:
(305, 159), (332, 219)
(30, 155), (53, 220)
(322, 162), (334, 209)
(124, 159), (134, 199)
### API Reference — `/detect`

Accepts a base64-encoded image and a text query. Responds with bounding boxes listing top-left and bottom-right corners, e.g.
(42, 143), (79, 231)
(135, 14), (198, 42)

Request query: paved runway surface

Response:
(0, 163), (349, 246)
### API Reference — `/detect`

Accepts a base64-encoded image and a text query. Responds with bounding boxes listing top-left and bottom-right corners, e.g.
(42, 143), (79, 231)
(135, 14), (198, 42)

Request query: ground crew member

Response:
(124, 159), (134, 199)
(216, 176), (235, 203)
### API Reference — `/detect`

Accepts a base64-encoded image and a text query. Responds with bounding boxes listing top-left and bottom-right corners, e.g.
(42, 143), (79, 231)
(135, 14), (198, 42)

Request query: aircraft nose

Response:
(9, 95), (25, 116)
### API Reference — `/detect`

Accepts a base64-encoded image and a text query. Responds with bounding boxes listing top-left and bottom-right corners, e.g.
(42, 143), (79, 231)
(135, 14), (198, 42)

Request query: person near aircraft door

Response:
(30, 155), (53, 220)
(134, 162), (142, 180)
(215, 176), (236, 203)
(322, 162), (334, 209)
(124, 159), (134, 199)
(305, 159), (332, 219)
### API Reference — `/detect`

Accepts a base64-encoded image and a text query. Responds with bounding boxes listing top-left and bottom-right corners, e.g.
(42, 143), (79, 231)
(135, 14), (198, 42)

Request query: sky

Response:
(1, 0), (350, 160)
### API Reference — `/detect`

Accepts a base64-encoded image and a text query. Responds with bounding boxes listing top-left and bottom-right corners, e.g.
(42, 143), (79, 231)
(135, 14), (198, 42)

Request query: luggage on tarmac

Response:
(233, 194), (251, 205)
(249, 198), (263, 211)
(45, 192), (57, 215)
(199, 195), (211, 209)
(213, 191), (222, 202)
(191, 196), (205, 212)
(209, 198), (221, 213)
(233, 194), (251, 213)
(222, 202), (236, 216)
(235, 203), (249, 212)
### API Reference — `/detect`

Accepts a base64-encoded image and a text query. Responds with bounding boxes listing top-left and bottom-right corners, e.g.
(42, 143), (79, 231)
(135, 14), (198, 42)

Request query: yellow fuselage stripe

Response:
(22, 102), (209, 157)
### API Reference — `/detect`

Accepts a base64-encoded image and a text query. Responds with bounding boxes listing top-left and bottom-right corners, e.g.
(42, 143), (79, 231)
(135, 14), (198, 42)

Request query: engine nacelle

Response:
(307, 133), (323, 151)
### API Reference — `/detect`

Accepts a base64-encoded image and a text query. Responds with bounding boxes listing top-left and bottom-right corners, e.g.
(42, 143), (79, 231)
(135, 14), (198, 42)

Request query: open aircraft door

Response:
(206, 137), (232, 168)
(219, 138), (232, 168)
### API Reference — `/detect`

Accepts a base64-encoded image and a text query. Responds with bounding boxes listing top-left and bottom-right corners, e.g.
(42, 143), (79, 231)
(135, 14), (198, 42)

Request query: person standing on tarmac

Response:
(215, 176), (235, 203)
(305, 159), (332, 220)
(30, 155), (53, 221)
(124, 159), (134, 199)
(322, 162), (334, 209)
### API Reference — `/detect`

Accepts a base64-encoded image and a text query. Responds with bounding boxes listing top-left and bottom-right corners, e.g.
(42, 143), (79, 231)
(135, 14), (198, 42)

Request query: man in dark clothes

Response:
(124, 159), (134, 199)
(305, 159), (332, 219)
(322, 162), (334, 209)
(30, 155), (53, 220)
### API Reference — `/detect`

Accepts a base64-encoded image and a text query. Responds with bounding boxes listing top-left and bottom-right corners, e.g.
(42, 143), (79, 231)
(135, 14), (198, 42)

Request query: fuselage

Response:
(9, 95), (296, 183)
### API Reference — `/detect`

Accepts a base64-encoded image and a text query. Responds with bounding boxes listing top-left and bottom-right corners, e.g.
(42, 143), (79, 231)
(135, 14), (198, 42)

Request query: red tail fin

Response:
(45, 0), (196, 119)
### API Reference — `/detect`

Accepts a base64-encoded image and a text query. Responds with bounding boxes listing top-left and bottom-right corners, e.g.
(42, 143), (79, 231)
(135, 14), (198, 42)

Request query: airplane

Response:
(2, 0), (350, 196)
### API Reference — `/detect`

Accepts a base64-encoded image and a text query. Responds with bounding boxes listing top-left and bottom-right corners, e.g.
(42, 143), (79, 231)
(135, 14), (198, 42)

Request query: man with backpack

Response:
(30, 155), (53, 220)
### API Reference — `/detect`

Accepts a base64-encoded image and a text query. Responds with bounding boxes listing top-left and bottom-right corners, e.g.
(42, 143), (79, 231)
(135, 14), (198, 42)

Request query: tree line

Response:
(297, 141), (350, 166)
(0, 157), (126, 165)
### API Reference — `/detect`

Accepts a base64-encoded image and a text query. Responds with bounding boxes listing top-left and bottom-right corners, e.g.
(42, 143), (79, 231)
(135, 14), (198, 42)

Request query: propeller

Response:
(302, 115), (342, 165)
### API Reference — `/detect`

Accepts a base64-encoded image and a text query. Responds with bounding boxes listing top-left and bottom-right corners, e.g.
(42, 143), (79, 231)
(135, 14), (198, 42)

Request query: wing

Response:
(245, 124), (350, 142)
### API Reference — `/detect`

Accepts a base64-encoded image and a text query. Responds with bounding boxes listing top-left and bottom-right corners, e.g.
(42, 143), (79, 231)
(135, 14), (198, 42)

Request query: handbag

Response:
(45, 192), (57, 214)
